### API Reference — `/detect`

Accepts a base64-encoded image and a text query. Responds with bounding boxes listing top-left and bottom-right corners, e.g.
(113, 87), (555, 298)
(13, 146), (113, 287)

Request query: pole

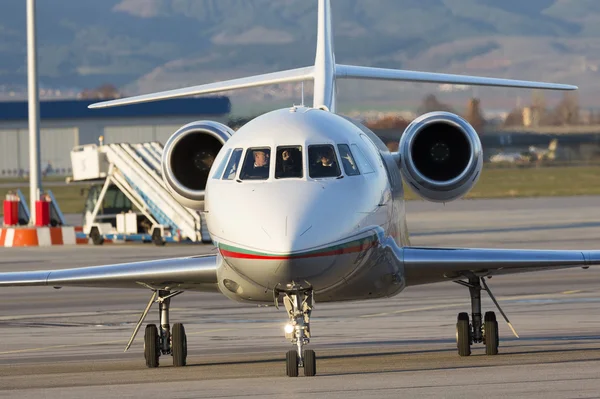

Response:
(27, 0), (42, 225)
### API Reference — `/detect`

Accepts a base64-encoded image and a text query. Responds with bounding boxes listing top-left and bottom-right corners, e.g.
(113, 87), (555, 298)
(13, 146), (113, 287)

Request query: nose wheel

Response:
(276, 282), (317, 377)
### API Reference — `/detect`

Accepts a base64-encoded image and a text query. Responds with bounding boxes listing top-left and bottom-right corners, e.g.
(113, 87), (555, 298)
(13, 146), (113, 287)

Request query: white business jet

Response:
(2, 0), (598, 378)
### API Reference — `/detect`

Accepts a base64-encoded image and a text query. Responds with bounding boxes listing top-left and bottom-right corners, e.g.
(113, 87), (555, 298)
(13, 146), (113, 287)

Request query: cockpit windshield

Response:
(222, 148), (243, 180)
(337, 144), (360, 176)
(309, 145), (341, 178)
(276, 146), (303, 179)
(240, 148), (271, 180)
(220, 143), (365, 182)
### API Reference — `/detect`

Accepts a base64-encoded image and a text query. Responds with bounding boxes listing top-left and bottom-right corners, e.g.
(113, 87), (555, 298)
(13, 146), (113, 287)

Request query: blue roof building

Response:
(0, 97), (231, 177)
(0, 97), (231, 121)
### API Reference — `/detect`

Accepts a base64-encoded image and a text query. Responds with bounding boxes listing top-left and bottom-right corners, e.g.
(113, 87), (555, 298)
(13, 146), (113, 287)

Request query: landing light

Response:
(284, 323), (294, 334)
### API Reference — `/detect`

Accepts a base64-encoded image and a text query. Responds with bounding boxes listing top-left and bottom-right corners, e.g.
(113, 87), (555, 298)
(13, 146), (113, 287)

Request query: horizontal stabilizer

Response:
(89, 66), (315, 109)
(336, 64), (578, 91)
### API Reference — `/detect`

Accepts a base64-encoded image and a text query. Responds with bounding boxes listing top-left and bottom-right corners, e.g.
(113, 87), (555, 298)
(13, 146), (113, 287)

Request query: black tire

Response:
(303, 349), (317, 377)
(456, 313), (471, 357)
(144, 324), (160, 368)
(286, 350), (299, 377)
(152, 229), (166, 247)
(172, 323), (187, 367)
(484, 311), (499, 356)
(90, 227), (104, 246)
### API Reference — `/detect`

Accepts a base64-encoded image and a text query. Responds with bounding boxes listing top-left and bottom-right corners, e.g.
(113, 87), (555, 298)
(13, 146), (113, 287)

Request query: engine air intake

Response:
(398, 112), (483, 203)
(162, 121), (234, 210)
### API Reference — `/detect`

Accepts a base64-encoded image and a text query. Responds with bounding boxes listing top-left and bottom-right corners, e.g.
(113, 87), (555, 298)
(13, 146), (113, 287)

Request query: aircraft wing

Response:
(0, 254), (219, 292)
(403, 247), (600, 286)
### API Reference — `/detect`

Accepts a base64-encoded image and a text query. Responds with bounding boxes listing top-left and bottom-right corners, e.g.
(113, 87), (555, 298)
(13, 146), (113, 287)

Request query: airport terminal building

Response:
(0, 97), (231, 177)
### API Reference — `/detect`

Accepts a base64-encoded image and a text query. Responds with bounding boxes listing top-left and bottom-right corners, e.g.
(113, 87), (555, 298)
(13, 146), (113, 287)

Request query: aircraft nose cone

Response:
(226, 181), (360, 253)
(210, 178), (382, 290)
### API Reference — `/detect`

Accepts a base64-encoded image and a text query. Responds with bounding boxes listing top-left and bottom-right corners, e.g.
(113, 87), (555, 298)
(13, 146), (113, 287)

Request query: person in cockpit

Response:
(281, 150), (298, 176)
(314, 150), (339, 178)
(251, 150), (270, 178)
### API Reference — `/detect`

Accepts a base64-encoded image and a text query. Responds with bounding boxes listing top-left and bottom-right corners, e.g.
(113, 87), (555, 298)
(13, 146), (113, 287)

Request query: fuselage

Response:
(205, 107), (410, 304)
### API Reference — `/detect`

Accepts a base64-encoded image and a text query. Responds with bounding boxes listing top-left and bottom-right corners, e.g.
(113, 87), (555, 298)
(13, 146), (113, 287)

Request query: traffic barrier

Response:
(0, 227), (77, 247)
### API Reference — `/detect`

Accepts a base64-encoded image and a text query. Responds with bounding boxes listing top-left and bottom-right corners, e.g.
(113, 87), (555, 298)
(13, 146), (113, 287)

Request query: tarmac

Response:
(1, 196), (600, 398)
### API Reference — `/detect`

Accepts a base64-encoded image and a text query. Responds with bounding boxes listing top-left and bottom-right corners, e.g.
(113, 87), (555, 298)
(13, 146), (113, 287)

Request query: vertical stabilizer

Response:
(313, 0), (336, 112)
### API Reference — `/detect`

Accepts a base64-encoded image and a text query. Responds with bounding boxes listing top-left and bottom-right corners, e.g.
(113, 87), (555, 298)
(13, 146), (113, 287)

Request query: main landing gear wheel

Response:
(303, 349), (316, 377)
(152, 229), (166, 247)
(144, 324), (160, 368)
(456, 312), (471, 357)
(128, 290), (186, 368)
(286, 350), (299, 377)
(454, 276), (515, 356)
(484, 311), (499, 356)
(90, 227), (104, 246)
(172, 323), (187, 367)
(276, 282), (317, 377)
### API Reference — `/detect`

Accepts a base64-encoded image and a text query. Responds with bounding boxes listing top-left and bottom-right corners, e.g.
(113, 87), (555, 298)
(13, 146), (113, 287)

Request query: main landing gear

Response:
(275, 282), (317, 377)
(454, 276), (519, 357)
(127, 290), (187, 368)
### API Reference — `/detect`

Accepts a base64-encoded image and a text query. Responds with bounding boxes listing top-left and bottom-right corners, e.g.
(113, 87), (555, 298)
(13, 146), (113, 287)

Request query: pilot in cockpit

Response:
(312, 148), (339, 178)
(251, 150), (270, 178)
(275, 147), (303, 179)
(281, 150), (296, 174)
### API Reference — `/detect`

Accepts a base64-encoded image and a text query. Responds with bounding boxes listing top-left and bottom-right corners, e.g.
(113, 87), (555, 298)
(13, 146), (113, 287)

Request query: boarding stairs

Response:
(70, 142), (210, 244)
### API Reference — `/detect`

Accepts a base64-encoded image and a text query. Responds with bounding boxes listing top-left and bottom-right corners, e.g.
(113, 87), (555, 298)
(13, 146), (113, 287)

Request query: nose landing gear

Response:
(276, 282), (317, 377)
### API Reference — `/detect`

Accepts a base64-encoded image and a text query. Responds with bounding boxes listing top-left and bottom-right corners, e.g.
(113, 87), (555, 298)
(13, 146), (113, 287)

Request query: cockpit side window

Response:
(275, 146), (303, 179)
(351, 144), (375, 174)
(337, 144), (360, 176)
(212, 149), (232, 180)
(308, 145), (341, 178)
(222, 148), (243, 181)
(240, 147), (271, 180)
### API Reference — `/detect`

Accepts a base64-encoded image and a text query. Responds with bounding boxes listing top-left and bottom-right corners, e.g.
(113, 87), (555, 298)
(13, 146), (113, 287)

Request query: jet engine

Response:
(398, 111), (483, 203)
(162, 121), (235, 210)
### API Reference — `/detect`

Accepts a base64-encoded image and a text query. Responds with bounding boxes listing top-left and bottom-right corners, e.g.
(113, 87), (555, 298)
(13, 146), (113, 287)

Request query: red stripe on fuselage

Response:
(219, 242), (376, 260)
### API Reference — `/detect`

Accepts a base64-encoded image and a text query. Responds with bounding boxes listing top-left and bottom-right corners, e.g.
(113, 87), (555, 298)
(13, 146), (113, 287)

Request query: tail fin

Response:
(89, 0), (577, 113)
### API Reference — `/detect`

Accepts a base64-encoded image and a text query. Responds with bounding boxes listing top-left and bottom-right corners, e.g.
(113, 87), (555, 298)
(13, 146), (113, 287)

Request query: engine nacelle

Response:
(398, 111), (483, 203)
(162, 121), (235, 210)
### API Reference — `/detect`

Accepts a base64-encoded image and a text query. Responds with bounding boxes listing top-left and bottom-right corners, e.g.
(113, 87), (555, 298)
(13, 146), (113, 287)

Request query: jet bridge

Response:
(70, 142), (211, 245)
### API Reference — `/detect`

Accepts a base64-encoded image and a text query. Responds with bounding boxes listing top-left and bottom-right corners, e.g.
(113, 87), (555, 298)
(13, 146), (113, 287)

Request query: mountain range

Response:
(2, 0), (600, 113)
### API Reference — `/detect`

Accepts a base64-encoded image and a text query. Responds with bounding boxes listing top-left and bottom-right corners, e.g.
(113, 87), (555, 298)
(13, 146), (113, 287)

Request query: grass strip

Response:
(1, 166), (599, 216)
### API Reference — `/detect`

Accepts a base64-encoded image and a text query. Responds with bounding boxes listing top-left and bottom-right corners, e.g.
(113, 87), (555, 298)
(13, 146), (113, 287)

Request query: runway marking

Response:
(0, 325), (285, 356)
(0, 340), (125, 355)
(360, 303), (464, 318)
(359, 290), (590, 318)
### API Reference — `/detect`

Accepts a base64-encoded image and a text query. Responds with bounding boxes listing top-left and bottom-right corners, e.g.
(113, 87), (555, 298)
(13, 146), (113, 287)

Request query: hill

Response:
(2, 0), (600, 112)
